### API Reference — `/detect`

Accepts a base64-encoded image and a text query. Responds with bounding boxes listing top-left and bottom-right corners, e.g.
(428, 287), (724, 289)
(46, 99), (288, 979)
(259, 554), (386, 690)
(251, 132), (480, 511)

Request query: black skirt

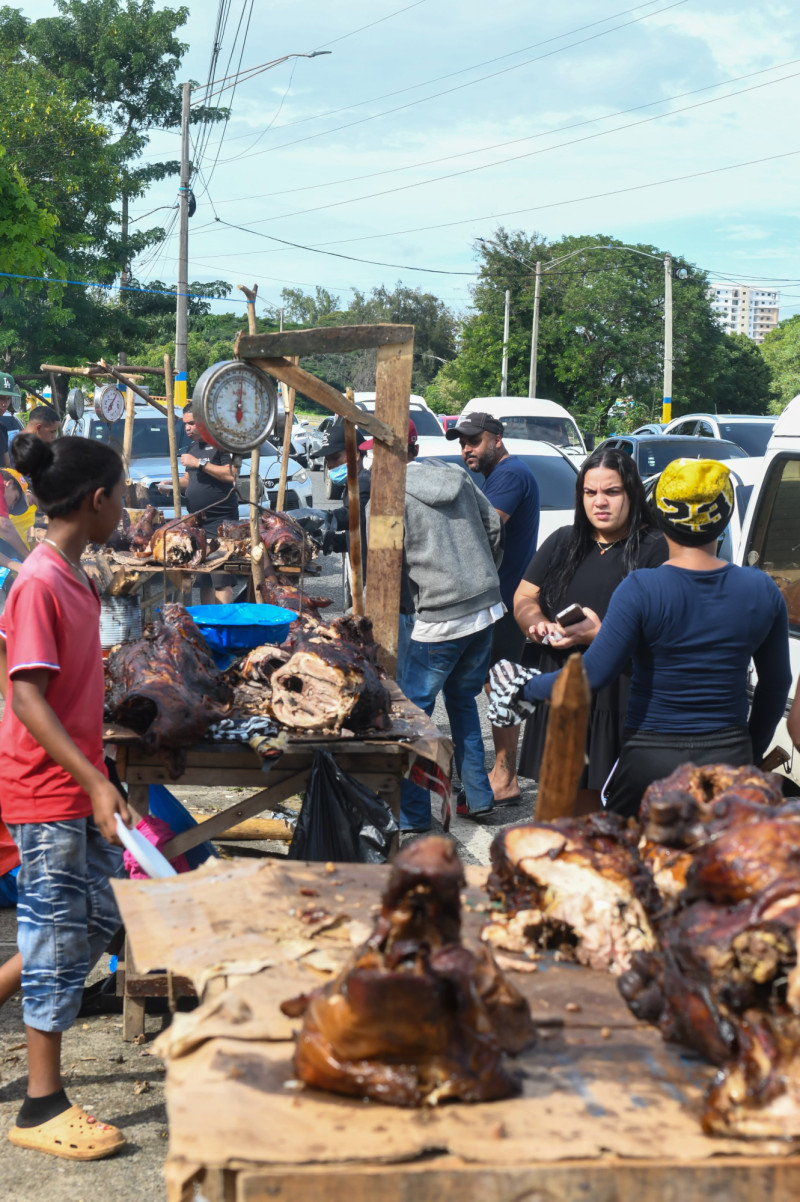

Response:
(518, 647), (631, 792)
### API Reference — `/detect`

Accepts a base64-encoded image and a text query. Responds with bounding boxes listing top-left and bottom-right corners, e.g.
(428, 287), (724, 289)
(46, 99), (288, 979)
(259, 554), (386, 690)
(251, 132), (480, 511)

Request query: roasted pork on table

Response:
(217, 511), (317, 568)
(618, 763), (800, 1138)
(259, 577), (332, 620)
(149, 514), (212, 568)
(105, 604), (232, 776)
(484, 812), (658, 974)
(127, 504), (165, 552)
(282, 836), (535, 1106)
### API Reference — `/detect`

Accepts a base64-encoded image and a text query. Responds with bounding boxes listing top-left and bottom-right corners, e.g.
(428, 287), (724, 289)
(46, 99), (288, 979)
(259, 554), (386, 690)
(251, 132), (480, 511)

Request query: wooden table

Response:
(112, 859), (800, 1202)
(107, 686), (452, 1039)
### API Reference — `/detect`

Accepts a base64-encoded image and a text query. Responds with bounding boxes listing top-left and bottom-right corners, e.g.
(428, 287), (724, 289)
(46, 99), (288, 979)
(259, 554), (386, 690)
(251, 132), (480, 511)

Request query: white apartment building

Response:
(708, 283), (780, 344)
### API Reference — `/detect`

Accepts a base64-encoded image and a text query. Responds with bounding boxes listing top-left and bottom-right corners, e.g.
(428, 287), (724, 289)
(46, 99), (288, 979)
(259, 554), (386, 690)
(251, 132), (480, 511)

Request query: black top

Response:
(0, 424), (8, 465)
(184, 439), (240, 533)
(522, 526), (668, 667)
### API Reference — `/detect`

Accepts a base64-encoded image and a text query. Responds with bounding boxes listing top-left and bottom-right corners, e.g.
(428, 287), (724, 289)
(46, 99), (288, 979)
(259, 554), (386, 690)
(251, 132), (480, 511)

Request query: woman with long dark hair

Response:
(513, 446), (668, 811)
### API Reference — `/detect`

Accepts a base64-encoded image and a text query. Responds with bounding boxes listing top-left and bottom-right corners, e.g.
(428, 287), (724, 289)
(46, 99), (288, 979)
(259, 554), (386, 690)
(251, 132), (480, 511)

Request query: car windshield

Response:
(498, 415), (582, 448)
(717, 421), (774, 457)
(88, 416), (190, 459)
(636, 438), (747, 475)
(355, 401), (444, 438)
(435, 453), (577, 509)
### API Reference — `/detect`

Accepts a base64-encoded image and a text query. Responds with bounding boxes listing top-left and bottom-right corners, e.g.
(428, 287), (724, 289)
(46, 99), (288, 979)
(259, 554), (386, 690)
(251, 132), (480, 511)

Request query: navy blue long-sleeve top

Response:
(522, 562), (791, 761)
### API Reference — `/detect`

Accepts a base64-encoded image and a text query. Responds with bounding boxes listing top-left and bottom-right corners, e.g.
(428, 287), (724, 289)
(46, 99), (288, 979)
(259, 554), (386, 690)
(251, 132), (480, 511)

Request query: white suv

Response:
(663, 413), (776, 457)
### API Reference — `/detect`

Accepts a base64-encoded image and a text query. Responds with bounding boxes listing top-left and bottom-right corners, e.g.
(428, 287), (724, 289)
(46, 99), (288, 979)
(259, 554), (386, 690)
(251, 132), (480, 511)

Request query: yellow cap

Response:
(654, 458), (734, 545)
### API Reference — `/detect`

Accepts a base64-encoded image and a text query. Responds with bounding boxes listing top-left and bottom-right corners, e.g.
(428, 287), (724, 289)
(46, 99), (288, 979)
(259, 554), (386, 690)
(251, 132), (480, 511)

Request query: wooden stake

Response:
(122, 383), (136, 474)
(345, 418), (364, 616)
(275, 357), (298, 512)
(534, 653), (591, 822)
(238, 284), (267, 602)
(366, 338), (413, 674)
(163, 354), (182, 519)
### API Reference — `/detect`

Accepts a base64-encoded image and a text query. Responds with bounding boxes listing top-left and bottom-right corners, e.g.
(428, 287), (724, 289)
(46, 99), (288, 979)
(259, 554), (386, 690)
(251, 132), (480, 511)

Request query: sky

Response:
(21, 0), (800, 322)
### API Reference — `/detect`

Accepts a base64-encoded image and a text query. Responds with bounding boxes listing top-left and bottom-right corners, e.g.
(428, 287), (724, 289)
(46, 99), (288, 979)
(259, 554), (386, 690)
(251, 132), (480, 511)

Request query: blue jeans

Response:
(400, 625), (494, 829)
(9, 818), (124, 1032)
(395, 612), (416, 693)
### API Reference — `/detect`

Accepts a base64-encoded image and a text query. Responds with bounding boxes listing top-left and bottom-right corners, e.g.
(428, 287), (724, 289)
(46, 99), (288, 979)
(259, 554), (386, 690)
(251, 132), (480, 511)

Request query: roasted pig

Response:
(270, 639), (390, 734)
(618, 764), (800, 1137)
(105, 604), (232, 775)
(150, 514), (212, 568)
(282, 836), (535, 1106)
(484, 813), (658, 974)
(128, 504), (165, 552)
(217, 512), (317, 568)
(259, 577), (332, 619)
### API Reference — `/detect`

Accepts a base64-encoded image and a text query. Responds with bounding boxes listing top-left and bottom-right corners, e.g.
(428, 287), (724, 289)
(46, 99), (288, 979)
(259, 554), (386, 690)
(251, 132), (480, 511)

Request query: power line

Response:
(313, 0), (428, 51)
(209, 56), (800, 208)
(215, 0), (689, 167)
(217, 0), (678, 147)
(211, 66), (800, 229)
(195, 0), (255, 197)
(0, 270), (246, 303)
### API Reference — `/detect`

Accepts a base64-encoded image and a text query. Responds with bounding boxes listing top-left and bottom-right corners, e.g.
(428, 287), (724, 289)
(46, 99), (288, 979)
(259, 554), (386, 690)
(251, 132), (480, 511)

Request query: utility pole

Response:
(662, 252), (673, 423)
(174, 80), (192, 409)
(528, 260), (541, 398)
(501, 289), (510, 397)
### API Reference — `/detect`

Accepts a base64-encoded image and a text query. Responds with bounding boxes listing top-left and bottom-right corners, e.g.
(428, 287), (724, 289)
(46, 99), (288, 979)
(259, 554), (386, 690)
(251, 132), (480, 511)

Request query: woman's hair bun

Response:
(11, 433), (54, 479)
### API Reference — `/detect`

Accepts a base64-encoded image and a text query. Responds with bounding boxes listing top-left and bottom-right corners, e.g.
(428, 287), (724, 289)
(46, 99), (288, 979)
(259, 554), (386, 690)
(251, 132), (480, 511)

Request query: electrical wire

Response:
(195, 0), (255, 197)
(215, 0), (689, 166)
(313, 0), (428, 51)
(210, 66), (800, 228)
(208, 56), (800, 208)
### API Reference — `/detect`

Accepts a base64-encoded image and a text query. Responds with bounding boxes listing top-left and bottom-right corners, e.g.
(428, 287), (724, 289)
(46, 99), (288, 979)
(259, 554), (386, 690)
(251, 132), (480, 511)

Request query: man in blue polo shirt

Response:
(446, 411), (539, 809)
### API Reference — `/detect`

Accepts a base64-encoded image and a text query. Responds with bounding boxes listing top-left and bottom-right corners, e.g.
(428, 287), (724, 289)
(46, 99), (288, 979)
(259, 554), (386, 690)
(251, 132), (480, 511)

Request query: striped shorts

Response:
(8, 818), (124, 1032)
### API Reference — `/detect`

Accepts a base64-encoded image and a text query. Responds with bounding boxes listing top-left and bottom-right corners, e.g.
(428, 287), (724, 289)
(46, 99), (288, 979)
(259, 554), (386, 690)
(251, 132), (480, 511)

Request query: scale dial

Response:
(192, 360), (279, 453)
(67, 387), (85, 421)
(95, 384), (125, 423)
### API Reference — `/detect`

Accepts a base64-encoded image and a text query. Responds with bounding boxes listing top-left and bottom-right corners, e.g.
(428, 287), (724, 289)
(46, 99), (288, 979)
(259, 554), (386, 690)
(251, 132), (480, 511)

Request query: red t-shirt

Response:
(0, 818), (19, 876)
(0, 488), (8, 519)
(0, 544), (107, 823)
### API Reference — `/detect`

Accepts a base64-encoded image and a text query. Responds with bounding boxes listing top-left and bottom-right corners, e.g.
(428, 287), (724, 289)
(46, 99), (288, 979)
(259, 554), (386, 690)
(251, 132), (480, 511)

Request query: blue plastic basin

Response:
(187, 603), (296, 655)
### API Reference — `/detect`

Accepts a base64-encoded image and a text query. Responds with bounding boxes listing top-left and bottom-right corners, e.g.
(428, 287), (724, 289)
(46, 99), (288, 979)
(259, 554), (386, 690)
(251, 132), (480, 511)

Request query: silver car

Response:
(62, 406), (313, 512)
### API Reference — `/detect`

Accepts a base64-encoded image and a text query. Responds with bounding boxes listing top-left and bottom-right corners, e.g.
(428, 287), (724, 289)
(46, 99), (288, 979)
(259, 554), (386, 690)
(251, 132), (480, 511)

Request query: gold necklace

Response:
(596, 537), (623, 555)
(43, 538), (90, 584)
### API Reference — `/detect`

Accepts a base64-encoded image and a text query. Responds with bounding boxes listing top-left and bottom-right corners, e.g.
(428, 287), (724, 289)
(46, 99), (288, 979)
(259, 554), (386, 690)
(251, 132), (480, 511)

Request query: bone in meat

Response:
(281, 836), (534, 1106)
(105, 604), (232, 776)
(484, 812), (658, 974)
(259, 577), (332, 620)
(150, 514), (212, 568)
(270, 640), (390, 734)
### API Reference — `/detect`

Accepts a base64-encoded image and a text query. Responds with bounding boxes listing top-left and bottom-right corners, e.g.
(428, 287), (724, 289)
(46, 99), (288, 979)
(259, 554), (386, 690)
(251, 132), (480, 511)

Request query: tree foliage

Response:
(760, 316), (800, 413)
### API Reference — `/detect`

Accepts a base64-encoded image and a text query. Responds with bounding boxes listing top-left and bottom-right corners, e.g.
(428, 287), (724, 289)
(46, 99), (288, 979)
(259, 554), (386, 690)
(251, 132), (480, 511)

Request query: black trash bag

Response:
(288, 748), (398, 863)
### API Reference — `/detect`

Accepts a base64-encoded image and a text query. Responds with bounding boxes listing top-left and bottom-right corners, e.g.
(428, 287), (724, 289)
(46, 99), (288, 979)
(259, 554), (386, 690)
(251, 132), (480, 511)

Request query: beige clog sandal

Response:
(8, 1104), (126, 1160)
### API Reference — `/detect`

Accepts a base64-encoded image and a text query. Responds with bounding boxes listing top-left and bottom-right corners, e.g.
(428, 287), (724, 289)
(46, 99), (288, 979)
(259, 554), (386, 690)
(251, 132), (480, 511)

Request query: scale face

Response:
(192, 360), (281, 454)
(95, 384), (125, 424)
(67, 387), (85, 421)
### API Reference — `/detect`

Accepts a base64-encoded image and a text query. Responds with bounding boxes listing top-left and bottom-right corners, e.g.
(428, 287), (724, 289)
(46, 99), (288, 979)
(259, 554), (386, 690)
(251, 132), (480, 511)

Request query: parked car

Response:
(733, 396), (800, 787)
(460, 396), (589, 460)
(416, 437), (579, 549)
(324, 395), (449, 499)
(631, 422), (666, 436)
(439, 415), (460, 431)
(596, 433), (748, 477)
(663, 413), (776, 457)
(63, 405), (312, 513)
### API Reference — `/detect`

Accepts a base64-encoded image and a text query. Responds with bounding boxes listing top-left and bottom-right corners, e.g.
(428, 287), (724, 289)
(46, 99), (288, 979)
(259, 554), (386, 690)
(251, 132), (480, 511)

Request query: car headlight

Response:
(291, 469), (309, 484)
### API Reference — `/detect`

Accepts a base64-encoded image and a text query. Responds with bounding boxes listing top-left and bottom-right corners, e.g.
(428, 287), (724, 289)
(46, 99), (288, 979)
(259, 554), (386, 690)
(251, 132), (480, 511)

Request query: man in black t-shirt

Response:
(160, 403), (240, 604)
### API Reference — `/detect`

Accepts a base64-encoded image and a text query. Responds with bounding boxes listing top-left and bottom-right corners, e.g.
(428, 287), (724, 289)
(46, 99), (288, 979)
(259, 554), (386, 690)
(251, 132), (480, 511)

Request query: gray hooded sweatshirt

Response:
(403, 459), (503, 624)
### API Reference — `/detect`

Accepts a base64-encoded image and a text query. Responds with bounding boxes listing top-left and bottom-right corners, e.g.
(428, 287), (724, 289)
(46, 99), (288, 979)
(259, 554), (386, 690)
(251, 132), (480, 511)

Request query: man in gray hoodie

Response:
(399, 458), (504, 831)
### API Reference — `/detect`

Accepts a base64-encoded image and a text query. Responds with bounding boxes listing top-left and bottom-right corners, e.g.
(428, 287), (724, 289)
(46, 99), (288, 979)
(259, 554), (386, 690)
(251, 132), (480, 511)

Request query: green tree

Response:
(761, 316), (800, 413)
(705, 332), (774, 415)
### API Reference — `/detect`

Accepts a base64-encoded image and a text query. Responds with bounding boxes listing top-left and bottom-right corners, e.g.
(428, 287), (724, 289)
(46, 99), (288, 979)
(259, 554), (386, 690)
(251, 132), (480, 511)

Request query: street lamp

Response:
(478, 239), (680, 420)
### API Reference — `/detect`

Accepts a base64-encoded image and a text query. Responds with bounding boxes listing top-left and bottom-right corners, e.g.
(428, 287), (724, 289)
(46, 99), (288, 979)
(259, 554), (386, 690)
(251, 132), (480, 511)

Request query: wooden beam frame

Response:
(236, 323), (413, 670)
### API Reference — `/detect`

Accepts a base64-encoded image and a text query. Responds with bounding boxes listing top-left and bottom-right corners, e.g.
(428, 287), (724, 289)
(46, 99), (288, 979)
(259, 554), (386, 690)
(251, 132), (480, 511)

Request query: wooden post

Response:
(275, 357), (298, 512)
(122, 383), (136, 474)
(367, 338), (413, 675)
(345, 419), (364, 616)
(238, 284), (267, 601)
(163, 354), (182, 519)
(534, 653), (591, 822)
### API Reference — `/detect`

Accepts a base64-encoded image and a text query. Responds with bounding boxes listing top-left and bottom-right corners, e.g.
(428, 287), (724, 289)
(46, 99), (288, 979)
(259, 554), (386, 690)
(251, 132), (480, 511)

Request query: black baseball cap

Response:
(309, 421), (369, 458)
(444, 411), (504, 440)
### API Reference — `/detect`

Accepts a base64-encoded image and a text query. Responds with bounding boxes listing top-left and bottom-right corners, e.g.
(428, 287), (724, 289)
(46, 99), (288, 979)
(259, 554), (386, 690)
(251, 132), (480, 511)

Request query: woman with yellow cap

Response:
(1, 469), (36, 547)
(490, 459), (792, 818)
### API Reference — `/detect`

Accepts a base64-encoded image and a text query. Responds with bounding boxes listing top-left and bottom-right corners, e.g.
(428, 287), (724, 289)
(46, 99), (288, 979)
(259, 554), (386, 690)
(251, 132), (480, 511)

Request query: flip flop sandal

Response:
(8, 1104), (126, 1161)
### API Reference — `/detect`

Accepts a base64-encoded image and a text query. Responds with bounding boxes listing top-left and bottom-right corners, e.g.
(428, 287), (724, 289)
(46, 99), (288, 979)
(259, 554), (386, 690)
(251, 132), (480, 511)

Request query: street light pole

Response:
(174, 79), (191, 409)
(501, 289), (511, 397)
(529, 260), (541, 398)
(663, 252), (673, 424)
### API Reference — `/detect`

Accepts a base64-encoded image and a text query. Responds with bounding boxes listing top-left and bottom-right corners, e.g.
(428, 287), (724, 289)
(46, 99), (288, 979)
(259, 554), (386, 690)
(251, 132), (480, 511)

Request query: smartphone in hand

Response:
(556, 603), (587, 628)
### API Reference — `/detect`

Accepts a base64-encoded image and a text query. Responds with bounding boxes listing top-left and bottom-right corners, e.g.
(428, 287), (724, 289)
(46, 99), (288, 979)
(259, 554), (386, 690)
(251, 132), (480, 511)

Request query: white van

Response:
(735, 395), (800, 786)
(460, 396), (588, 460)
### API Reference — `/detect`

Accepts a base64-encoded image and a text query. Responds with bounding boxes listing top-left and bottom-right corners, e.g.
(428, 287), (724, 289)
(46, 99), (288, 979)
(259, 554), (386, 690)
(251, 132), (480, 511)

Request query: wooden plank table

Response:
(106, 685), (452, 1039)
(112, 860), (800, 1202)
